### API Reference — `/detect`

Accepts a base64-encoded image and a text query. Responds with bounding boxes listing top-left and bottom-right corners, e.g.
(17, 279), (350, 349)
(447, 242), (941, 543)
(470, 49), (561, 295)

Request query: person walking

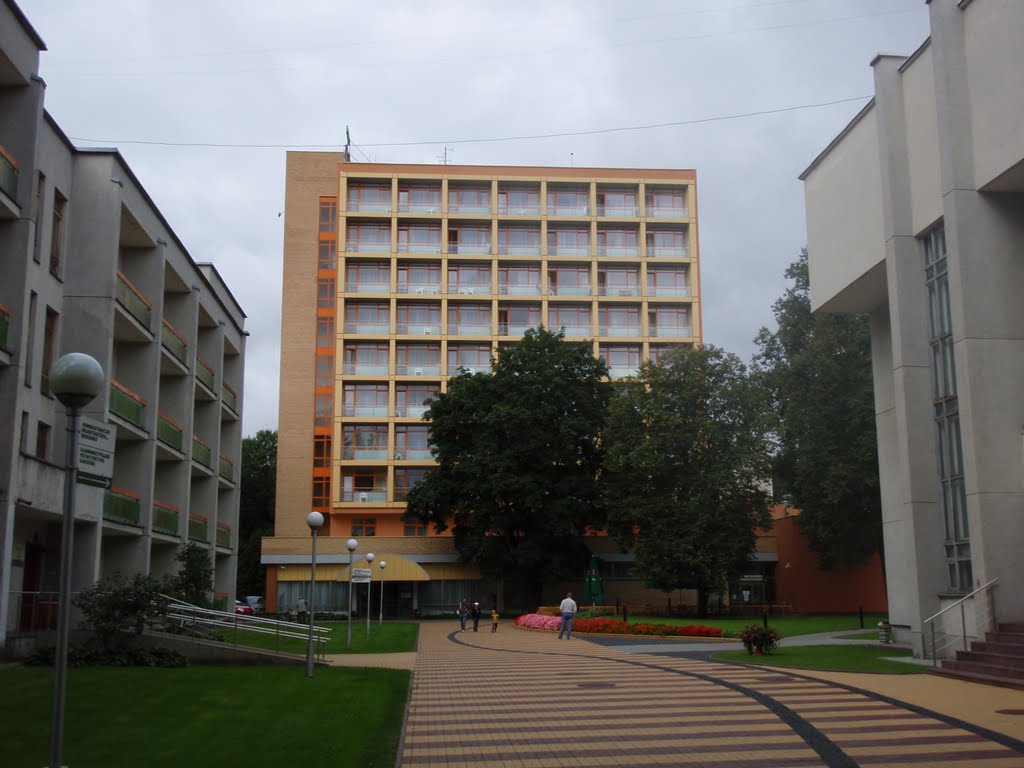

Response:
(458, 597), (469, 632)
(558, 592), (577, 639)
(296, 595), (308, 625)
(471, 601), (481, 632)
(491, 608), (500, 633)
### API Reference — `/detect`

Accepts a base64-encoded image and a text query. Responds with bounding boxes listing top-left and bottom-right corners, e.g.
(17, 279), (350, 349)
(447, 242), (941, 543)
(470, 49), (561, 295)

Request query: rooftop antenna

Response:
(438, 146), (454, 165)
(344, 126), (352, 162)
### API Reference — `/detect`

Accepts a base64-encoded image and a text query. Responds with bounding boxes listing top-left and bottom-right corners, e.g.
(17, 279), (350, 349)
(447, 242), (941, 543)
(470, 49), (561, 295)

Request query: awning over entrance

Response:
(337, 554), (431, 582)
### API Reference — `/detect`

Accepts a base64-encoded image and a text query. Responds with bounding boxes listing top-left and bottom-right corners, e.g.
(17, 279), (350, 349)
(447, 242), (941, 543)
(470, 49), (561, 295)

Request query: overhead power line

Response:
(69, 95), (871, 151)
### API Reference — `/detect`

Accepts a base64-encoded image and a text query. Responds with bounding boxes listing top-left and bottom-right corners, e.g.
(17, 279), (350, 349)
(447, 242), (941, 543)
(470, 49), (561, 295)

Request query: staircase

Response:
(934, 622), (1024, 689)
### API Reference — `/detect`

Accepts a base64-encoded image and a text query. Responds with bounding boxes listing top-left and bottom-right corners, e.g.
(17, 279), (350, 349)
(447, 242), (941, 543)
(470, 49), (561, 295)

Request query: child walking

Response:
(491, 608), (500, 633)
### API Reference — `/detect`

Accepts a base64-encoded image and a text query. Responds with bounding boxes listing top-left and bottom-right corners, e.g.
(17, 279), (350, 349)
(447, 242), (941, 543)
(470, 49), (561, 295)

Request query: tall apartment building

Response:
(801, 0), (1024, 655)
(265, 155), (700, 615)
(0, 0), (247, 647)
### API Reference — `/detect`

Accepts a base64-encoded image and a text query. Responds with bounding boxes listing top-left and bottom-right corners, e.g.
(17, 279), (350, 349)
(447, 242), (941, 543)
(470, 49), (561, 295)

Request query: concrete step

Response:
(985, 632), (1024, 647)
(943, 658), (1024, 680)
(930, 666), (1024, 691)
(972, 640), (1024, 656)
(956, 650), (1024, 668)
(998, 622), (1024, 634)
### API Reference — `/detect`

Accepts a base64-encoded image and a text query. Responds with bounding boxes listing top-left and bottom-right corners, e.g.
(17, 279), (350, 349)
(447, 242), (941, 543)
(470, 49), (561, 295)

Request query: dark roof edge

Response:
(4, 0), (46, 50)
(196, 262), (248, 321)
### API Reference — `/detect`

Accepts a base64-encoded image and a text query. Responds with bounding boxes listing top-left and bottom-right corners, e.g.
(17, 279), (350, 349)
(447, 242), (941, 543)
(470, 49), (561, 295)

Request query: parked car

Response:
(244, 595), (265, 613)
(234, 600), (254, 615)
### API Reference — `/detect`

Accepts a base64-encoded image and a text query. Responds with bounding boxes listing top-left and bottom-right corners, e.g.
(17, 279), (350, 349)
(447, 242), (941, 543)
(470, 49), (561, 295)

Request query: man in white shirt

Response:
(558, 592), (578, 639)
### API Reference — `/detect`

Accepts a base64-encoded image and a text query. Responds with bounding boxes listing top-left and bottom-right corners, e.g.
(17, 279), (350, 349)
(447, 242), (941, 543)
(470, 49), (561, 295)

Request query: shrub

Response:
(514, 613), (722, 638)
(738, 624), (781, 655)
(73, 572), (170, 649)
(24, 642), (188, 668)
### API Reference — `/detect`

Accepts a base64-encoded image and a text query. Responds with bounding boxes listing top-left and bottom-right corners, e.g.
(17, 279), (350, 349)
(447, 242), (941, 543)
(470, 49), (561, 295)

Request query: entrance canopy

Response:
(337, 554), (430, 582)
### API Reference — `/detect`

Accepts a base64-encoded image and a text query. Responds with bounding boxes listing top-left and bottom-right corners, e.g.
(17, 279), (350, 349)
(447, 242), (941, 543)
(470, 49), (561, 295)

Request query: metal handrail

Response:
(922, 577), (998, 666)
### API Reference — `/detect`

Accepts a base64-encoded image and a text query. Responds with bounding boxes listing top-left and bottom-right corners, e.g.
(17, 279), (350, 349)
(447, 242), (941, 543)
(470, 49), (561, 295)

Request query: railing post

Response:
(961, 602), (968, 651)
(931, 622), (937, 667)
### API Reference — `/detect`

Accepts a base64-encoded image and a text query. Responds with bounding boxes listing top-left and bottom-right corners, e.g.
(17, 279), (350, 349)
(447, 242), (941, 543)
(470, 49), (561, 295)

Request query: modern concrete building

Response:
(0, 0), (247, 647)
(265, 155), (701, 616)
(800, 0), (1023, 655)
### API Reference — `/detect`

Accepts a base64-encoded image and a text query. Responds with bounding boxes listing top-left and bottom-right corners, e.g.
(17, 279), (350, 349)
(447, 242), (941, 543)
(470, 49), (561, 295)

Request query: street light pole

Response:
(378, 560), (386, 625)
(48, 352), (105, 768)
(305, 511), (324, 678)
(365, 553), (374, 636)
(346, 538), (358, 651)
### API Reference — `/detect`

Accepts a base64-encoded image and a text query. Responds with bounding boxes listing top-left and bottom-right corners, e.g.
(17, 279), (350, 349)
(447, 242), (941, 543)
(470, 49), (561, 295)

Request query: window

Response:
(319, 198), (337, 233)
(397, 262), (441, 293)
(315, 355), (334, 387)
(448, 303), (491, 335)
(599, 305), (640, 336)
(32, 172), (45, 263)
(318, 238), (337, 270)
(548, 304), (592, 337)
(312, 476), (330, 507)
(19, 412), (30, 453)
(498, 304), (540, 336)
(597, 227), (639, 256)
(342, 424), (388, 459)
(344, 302), (389, 334)
(395, 468), (430, 501)
(398, 183), (441, 213)
(395, 344), (441, 375)
(41, 307), (58, 396)
(497, 225), (540, 255)
(347, 182), (390, 211)
(398, 223), (442, 253)
(448, 185), (490, 214)
(343, 470), (387, 501)
(648, 266), (689, 296)
(498, 264), (540, 295)
(645, 186), (685, 216)
(448, 262), (490, 292)
(316, 316), (335, 347)
(598, 266), (639, 296)
(346, 222), (390, 252)
(446, 344), (491, 375)
(547, 226), (589, 256)
(343, 343), (389, 375)
(646, 227), (687, 257)
(352, 518), (377, 536)
(600, 345), (641, 377)
(313, 435), (332, 467)
(395, 425), (430, 460)
(343, 384), (389, 417)
(35, 422), (51, 460)
(314, 394), (333, 426)
(548, 265), (591, 296)
(448, 225), (490, 254)
(648, 305), (690, 336)
(395, 383), (439, 416)
(50, 189), (66, 278)
(923, 224), (971, 591)
(345, 261), (389, 292)
(497, 184), (540, 214)
(547, 185), (589, 215)
(25, 292), (37, 386)
(396, 302), (441, 335)
(317, 277), (336, 308)
(404, 523), (427, 536)
(596, 186), (638, 216)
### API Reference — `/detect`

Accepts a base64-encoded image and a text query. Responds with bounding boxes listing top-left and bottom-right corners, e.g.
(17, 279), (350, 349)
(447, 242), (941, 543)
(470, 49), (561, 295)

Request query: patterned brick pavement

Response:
(399, 622), (1024, 767)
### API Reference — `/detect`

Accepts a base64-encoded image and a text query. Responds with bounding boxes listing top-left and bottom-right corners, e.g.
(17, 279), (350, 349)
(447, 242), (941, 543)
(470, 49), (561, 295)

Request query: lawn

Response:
(0, 665), (409, 768)
(222, 620), (418, 655)
(626, 614), (887, 638)
(714, 644), (922, 674)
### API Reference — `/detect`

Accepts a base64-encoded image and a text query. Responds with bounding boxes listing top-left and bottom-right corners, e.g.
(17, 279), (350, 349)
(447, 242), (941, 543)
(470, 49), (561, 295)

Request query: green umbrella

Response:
(583, 555), (604, 606)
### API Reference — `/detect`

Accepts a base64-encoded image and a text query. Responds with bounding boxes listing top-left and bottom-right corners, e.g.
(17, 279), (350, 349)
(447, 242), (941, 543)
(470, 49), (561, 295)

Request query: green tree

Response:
(173, 542), (214, 607)
(604, 345), (773, 617)
(236, 429), (277, 597)
(73, 573), (169, 649)
(403, 327), (611, 610)
(753, 249), (881, 568)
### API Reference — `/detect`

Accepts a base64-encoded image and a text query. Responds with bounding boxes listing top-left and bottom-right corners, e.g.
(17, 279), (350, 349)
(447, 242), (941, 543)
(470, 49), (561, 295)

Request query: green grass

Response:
(224, 620), (418, 655)
(714, 644), (921, 673)
(628, 614), (887, 637)
(0, 665), (409, 768)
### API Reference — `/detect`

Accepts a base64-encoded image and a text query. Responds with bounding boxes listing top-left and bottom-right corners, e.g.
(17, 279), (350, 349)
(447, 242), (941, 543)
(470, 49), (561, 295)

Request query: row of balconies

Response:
(101, 487), (232, 547)
(337, 322), (692, 339)
(342, 241), (689, 257)
(344, 282), (690, 297)
(348, 201), (688, 218)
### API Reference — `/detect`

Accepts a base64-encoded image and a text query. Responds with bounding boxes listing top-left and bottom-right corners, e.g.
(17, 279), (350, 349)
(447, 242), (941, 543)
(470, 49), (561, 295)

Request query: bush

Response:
(576, 608), (615, 618)
(24, 642), (188, 668)
(73, 572), (170, 649)
(514, 613), (722, 638)
(738, 624), (781, 655)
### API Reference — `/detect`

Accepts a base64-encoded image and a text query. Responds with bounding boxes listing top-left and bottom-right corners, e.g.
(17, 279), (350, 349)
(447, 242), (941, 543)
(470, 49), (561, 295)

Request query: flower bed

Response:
(514, 613), (722, 638)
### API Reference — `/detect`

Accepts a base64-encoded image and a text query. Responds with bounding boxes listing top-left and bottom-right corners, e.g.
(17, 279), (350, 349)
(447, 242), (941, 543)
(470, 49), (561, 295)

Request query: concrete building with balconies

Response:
(800, 0), (1024, 658)
(264, 155), (700, 616)
(0, 0), (247, 647)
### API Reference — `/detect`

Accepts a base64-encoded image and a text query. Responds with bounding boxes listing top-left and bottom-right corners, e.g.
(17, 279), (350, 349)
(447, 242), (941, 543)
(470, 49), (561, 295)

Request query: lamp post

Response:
(305, 511), (324, 678)
(48, 352), (105, 768)
(365, 553), (374, 636)
(378, 560), (386, 625)
(346, 538), (358, 651)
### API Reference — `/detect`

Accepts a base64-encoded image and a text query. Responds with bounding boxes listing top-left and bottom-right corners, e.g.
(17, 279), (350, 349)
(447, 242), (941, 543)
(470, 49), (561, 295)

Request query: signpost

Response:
(76, 417), (115, 489)
(351, 568), (372, 583)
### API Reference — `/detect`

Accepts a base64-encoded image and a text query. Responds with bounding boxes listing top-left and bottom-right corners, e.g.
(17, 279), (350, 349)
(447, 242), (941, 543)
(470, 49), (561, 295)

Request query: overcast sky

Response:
(19, 0), (930, 437)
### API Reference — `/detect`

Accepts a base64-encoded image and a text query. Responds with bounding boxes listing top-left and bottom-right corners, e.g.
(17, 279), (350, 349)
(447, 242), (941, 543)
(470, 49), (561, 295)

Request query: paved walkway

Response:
(398, 622), (1024, 767)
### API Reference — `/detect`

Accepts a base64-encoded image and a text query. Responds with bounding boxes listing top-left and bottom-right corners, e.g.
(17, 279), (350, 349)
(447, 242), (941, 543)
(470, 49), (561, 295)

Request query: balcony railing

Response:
(597, 205), (638, 217)
(115, 272), (152, 328)
(398, 202), (441, 214)
(218, 453), (234, 482)
(343, 490), (388, 502)
(216, 522), (231, 548)
(600, 326), (642, 337)
(0, 145), (17, 201)
(152, 501), (180, 535)
(104, 487), (141, 527)
(549, 205), (589, 216)
(608, 366), (640, 378)
(396, 323), (441, 336)
(647, 206), (688, 219)
(499, 284), (541, 295)
(397, 242), (442, 254)
(549, 245), (590, 257)
(447, 364), (491, 376)
(599, 285), (641, 297)
(347, 201), (391, 213)
(161, 319), (188, 366)
(346, 323), (390, 335)
(345, 240), (391, 253)
(450, 323), (491, 336)
(498, 245), (541, 256)
(648, 286), (690, 297)
(549, 285), (591, 296)
(345, 281), (390, 294)
(396, 363), (441, 376)
(188, 514), (209, 542)
(157, 411), (184, 451)
(498, 324), (538, 337)
(651, 325), (692, 337)
(395, 404), (430, 418)
(343, 404), (388, 417)
(192, 436), (213, 468)
(448, 203), (491, 214)
(342, 363), (389, 376)
(598, 246), (640, 257)
(396, 449), (433, 460)
(0, 304), (11, 350)
(109, 380), (147, 428)
(342, 447), (388, 460)
(222, 383), (239, 412)
(557, 325), (593, 337)
(498, 204), (541, 216)
(196, 356), (215, 390)
(397, 283), (441, 295)
(448, 243), (491, 255)
(648, 245), (689, 258)
(450, 284), (490, 295)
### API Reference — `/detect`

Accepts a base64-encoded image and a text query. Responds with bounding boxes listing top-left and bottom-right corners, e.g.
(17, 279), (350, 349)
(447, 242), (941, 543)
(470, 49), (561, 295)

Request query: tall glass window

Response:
(923, 224), (971, 591)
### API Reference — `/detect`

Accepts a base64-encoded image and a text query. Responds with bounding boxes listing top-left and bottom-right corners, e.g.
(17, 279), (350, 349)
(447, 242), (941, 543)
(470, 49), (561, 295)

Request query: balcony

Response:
(396, 363), (441, 376)
(216, 522), (231, 548)
(192, 436), (213, 468)
(398, 202), (441, 214)
(597, 205), (638, 217)
(115, 272), (152, 328)
(608, 366), (639, 378)
(396, 322), (441, 336)
(647, 206), (688, 219)
(648, 285), (690, 297)
(0, 145), (17, 203)
(161, 320), (188, 366)
(599, 326), (641, 337)
(549, 204), (589, 216)
(346, 240), (391, 253)
(558, 325), (593, 337)
(196, 356), (216, 391)
(343, 404), (389, 417)
(498, 204), (540, 216)
(599, 285), (641, 297)
(396, 449), (433, 461)
(343, 447), (388, 460)
(345, 281), (390, 294)
(397, 242), (442, 254)
(109, 380), (147, 428)
(651, 325), (692, 337)
(396, 404), (430, 418)
(157, 412), (184, 451)
(448, 202), (490, 215)
(449, 243), (491, 255)
(498, 245), (541, 256)
(498, 324), (537, 337)
(342, 362), (389, 376)
(346, 323), (390, 335)
(343, 490), (388, 502)
(188, 514), (209, 542)
(450, 323), (491, 336)
(648, 245), (689, 258)
(549, 285), (591, 297)
(598, 246), (640, 258)
(222, 383), (239, 412)
(348, 201), (391, 213)
(218, 453), (234, 482)
(0, 304), (10, 350)
(397, 283), (441, 295)
(104, 487), (142, 527)
(548, 245), (590, 257)
(499, 284), (541, 296)
(152, 502), (180, 536)
(450, 284), (490, 295)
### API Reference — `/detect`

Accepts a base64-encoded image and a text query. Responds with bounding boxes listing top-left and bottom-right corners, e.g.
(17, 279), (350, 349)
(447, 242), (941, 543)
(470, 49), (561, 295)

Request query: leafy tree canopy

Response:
(236, 429), (277, 597)
(753, 249), (881, 568)
(603, 344), (773, 616)
(404, 327), (611, 606)
(172, 542), (214, 607)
